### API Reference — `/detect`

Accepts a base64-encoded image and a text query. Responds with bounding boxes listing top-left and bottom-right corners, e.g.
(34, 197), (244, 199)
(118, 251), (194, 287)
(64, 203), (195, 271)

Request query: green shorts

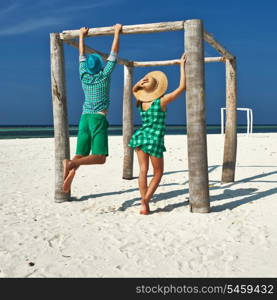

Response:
(76, 113), (109, 156)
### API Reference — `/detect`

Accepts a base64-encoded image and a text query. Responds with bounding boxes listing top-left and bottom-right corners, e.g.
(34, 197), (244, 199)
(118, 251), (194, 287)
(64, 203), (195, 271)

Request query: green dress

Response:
(129, 98), (166, 158)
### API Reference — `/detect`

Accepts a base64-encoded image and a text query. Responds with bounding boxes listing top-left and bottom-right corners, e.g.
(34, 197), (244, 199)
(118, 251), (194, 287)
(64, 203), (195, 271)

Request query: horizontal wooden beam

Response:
(59, 21), (235, 61)
(64, 38), (227, 68)
(133, 57), (224, 67)
(204, 31), (234, 60)
(205, 56), (225, 63)
(63, 40), (225, 68)
(133, 59), (180, 67)
(60, 21), (185, 40)
(63, 39), (132, 66)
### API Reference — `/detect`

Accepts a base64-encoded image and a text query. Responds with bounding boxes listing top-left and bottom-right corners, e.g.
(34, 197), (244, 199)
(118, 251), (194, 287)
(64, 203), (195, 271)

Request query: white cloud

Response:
(0, 2), (19, 17)
(0, 0), (124, 36)
(57, 0), (120, 13)
(0, 17), (66, 36)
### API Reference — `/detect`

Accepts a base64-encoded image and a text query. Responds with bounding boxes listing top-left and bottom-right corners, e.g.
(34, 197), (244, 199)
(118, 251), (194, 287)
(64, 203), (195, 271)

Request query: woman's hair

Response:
(136, 100), (141, 107)
(133, 83), (143, 107)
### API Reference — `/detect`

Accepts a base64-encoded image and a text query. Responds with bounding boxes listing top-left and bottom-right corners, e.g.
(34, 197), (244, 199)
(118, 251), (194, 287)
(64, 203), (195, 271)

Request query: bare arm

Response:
(110, 24), (122, 54)
(101, 24), (123, 76)
(79, 27), (89, 56)
(160, 53), (187, 110)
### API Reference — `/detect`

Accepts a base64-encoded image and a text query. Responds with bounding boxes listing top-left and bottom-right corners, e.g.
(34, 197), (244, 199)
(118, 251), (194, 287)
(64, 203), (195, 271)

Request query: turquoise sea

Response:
(0, 125), (277, 139)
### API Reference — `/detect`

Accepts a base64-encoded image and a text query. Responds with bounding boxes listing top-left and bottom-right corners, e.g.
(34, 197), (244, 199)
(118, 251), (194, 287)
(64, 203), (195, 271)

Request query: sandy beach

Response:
(0, 133), (276, 278)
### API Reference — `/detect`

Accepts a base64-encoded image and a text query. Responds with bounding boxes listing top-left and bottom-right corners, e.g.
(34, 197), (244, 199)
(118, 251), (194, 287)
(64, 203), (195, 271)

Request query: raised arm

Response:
(110, 24), (122, 55)
(102, 24), (123, 76)
(79, 27), (89, 56)
(160, 53), (187, 110)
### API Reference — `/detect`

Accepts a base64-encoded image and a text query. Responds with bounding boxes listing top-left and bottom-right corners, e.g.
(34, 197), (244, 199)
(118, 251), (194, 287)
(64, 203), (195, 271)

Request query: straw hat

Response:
(133, 71), (168, 102)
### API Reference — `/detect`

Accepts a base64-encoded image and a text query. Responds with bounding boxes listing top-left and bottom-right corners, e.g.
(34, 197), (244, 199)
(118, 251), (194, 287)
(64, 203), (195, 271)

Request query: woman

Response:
(129, 53), (187, 215)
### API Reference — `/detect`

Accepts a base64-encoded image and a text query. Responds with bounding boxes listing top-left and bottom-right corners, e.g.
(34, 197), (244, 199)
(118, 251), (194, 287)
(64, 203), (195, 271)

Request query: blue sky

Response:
(0, 0), (276, 125)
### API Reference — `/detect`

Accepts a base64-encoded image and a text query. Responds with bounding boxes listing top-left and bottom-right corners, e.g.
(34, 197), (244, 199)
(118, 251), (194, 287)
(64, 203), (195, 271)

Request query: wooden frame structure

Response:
(50, 19), (237, 213)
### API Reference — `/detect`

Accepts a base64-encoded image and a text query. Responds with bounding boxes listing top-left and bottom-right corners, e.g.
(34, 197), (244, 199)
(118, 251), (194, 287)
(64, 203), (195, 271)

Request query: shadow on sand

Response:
(71, 165), (277, 214)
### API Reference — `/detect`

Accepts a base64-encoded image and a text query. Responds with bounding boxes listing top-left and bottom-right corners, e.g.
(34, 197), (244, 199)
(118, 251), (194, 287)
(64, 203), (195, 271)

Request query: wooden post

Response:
(122, 65), (134, 179)
(185, 20), (210, 213)
(50, 33), (70, 202)
(222, 58), (237, 182)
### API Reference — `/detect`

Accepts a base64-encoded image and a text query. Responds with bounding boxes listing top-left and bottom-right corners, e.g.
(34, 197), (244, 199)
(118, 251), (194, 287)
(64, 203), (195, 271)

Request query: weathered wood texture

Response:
(204, 31), (234, 60)
(133, 57), (224, 67)
(60, 21), (185, 39)
(63, 39), (132, 66)
(222, 58), (237, 182)
(185, 20), (210, 213)
(50, 33), (70, 202)
(122, 66), (134, 179)
(204, 56), (225, 63)
(65, 38), (224, 67)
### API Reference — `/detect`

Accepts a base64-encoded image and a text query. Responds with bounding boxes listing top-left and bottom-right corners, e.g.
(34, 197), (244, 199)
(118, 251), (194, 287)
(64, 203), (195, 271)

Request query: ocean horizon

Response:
(0, 124), (277, 139)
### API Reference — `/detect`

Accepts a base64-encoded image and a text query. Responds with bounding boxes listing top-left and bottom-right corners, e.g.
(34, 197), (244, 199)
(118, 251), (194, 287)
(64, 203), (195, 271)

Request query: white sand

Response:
(0, 133), (276, 278)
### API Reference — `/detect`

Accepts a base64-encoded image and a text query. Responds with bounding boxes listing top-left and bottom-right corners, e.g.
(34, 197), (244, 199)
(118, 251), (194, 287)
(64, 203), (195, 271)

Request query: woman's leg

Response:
(136, 148), (150, 213)
(143, 155), (164, 208)
(136, 148), (149, 199)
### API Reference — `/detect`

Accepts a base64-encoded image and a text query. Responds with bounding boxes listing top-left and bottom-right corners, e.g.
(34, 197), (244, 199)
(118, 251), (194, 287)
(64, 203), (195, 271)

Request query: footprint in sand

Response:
(47, 234), (68, 251)
(188, 258), (209, 276)
(203, 248), (224, 261)
(177, 260), (189, 273)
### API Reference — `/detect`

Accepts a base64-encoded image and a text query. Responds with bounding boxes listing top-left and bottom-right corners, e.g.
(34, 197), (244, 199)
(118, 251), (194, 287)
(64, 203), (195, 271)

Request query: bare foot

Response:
(140, 200), (150, 215)
(63, 169), (76, 193)
(63, 159), (79, 180)
(63, 159), (70, 180)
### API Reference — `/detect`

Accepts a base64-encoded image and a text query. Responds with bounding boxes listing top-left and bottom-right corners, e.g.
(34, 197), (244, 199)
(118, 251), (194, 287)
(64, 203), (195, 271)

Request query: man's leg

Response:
(63, 114), (108, 193)
(63, 154), (106, 193)
(62, 155), (83, 192)
(63, 155), (83, 180)
(72, 154), (106, 167)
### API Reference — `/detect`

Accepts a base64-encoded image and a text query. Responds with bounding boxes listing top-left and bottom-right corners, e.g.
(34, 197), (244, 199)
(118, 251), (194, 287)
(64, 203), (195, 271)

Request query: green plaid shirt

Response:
(79, 53), (117, 114)
(129, 98), (166, 158)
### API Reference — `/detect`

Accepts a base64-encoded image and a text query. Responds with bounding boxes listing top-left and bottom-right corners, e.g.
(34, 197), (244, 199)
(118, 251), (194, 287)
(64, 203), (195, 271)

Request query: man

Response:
(63, 24), (123, 193)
